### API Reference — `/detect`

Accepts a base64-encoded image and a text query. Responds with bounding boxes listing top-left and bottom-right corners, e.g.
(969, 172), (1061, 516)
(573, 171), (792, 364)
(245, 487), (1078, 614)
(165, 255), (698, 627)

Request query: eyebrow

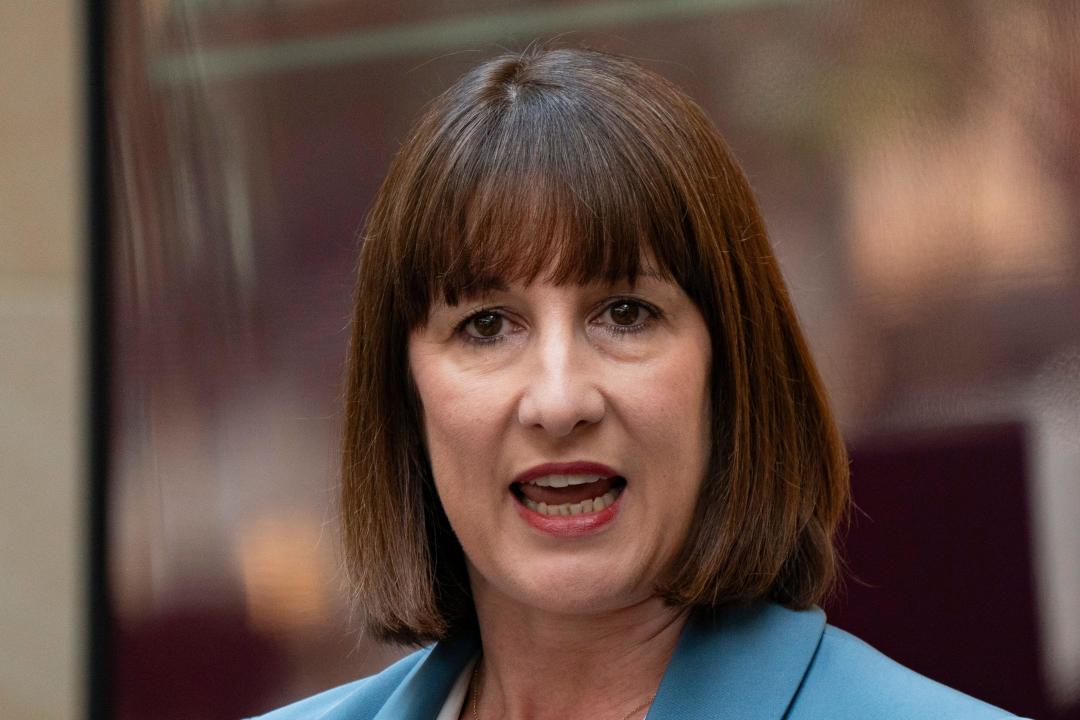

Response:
(449, 279), (510, 305)
(444, 269), (667, 303)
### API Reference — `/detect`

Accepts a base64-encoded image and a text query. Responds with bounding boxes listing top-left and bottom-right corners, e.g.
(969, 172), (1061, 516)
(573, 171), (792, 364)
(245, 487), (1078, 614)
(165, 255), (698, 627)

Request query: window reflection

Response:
(108, 2), (1080, 718)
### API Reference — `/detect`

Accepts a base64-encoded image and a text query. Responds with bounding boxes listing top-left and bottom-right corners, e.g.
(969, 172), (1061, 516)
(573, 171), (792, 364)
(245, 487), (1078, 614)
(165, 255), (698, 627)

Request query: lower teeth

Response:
(523, 488), (621, 516)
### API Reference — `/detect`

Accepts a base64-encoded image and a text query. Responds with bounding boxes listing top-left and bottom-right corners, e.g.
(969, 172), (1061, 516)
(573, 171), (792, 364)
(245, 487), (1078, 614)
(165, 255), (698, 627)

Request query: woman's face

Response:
(408, 271), (712, 615)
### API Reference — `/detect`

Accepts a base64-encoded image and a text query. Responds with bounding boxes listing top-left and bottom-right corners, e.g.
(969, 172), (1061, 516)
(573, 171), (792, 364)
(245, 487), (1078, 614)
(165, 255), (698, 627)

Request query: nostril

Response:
(515, 364), (606, 436)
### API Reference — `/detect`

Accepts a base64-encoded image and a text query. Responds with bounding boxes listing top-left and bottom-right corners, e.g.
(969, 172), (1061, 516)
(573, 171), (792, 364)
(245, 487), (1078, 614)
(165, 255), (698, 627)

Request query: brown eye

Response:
(468, 312), (503, 338)
(608, 301), (641, 326)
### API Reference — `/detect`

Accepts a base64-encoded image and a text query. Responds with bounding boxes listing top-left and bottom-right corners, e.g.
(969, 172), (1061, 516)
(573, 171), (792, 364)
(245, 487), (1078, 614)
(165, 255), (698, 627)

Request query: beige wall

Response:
(0, 3), (84, 719)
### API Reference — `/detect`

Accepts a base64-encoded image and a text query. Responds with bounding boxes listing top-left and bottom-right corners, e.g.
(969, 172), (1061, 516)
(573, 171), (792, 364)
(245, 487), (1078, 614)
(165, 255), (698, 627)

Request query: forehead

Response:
(390, 87), (705, 326)
(398, 190), (696, 326)
(430, 226), (677, 305)
(430, 264), (667, 307)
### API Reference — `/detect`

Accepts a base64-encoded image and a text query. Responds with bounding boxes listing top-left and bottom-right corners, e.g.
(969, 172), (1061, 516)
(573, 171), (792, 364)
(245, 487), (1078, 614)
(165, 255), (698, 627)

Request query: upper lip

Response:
(512, 461), (621, 486)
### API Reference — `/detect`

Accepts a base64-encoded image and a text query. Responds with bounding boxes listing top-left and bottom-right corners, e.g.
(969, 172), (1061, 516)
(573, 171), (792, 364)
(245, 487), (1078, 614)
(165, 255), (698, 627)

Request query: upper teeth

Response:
(528, 475), (603, 488)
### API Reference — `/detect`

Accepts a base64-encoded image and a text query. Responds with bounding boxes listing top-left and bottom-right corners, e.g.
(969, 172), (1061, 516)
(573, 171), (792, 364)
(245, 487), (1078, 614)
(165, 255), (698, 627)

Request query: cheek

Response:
(624, 343), (710, 434)
(616, 344), (712, 495)
(409, 355), (510, 502)
(423, 408), (492, 500)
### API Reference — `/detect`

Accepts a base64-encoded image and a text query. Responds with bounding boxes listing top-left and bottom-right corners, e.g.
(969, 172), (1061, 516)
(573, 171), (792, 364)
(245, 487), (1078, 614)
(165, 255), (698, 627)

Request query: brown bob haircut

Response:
(342, 46), (849, 645)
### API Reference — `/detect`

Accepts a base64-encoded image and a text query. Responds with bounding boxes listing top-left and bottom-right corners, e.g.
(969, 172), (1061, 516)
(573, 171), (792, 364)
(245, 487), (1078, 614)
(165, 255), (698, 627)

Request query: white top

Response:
(434, 655), (478, 720)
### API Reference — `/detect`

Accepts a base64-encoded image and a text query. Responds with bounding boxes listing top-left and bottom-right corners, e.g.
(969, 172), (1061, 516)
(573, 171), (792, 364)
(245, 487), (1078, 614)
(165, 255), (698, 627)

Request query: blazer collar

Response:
(372, 603), (825, 720)
(372, 629), (480, 720)
(648, 603), (826, 719)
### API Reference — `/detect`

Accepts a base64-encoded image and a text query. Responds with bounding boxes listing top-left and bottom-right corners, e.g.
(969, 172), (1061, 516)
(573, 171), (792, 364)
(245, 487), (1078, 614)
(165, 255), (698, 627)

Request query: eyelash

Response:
(454, 298), (661, 346)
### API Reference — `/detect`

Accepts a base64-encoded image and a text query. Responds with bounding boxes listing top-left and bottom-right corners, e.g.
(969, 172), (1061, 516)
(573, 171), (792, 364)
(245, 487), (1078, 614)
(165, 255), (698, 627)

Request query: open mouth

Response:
(511, 474), (627, 516)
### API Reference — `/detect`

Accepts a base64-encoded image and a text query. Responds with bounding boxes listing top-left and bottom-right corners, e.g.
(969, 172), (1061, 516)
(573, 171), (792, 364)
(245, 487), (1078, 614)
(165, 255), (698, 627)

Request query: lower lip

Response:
(513, 492), (623, 537)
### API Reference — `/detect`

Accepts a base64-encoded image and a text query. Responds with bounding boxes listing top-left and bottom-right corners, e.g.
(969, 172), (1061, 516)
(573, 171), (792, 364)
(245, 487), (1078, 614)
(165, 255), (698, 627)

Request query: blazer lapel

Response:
(646, 603), (826, 720)
(371, 631), (479, 720)
(363, 603), (822, 720)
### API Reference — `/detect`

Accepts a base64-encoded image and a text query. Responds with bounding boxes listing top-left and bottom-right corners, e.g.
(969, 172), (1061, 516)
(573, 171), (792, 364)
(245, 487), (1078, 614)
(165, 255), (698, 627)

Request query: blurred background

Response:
(2, 1), (1078, 719)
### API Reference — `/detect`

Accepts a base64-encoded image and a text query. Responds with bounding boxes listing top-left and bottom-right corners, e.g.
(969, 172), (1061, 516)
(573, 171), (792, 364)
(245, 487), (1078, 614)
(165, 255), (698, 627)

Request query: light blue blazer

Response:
(253, 603), (1020, 719)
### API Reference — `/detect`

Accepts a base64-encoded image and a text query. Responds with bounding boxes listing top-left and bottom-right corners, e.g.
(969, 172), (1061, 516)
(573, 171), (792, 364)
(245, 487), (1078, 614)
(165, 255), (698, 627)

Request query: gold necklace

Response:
(468, 659), (656, 720)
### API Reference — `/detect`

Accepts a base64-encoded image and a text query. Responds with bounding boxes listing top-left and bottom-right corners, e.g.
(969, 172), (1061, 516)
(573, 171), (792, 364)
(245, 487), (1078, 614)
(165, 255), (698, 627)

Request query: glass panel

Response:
(108, 2), (1080, 718)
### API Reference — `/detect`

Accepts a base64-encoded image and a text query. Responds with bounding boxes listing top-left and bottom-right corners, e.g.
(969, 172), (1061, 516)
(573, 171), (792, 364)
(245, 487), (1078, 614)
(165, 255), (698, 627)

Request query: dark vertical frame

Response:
(84, 4), (1076, 718)
(87, 0), (111, 718)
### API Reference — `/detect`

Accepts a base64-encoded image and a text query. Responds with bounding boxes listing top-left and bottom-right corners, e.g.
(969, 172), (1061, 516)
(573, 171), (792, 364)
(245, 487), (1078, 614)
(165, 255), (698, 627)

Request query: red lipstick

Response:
(511, 461), (624, 537)
(512, 461), (619, 486)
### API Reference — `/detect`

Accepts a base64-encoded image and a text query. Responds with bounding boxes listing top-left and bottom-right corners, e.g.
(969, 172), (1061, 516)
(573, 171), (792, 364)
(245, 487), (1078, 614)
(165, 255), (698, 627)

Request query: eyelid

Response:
(591, 296), (662, 322)
(452, 304), (500, 329)
(454, 305), (518, 344)
(452, 295), (662, 344)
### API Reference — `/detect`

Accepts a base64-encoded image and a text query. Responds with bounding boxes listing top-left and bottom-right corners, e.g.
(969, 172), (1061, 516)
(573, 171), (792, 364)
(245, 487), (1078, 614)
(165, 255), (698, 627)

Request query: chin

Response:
(493, 555), (653, 617)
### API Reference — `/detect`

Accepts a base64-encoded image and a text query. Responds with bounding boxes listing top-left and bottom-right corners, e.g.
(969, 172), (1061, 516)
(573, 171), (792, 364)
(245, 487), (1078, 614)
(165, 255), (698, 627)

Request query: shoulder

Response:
(247, 648), (430, 720)
(789, 624), (1020, 719)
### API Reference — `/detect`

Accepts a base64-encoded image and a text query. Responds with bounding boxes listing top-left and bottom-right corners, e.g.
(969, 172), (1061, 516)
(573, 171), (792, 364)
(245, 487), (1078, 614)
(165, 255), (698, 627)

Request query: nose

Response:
(516, 328), (605, 438)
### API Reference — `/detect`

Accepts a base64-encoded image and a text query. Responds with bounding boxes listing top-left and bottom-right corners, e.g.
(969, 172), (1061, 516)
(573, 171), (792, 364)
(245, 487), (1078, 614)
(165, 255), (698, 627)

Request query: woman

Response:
(257, 47), (1019, 719)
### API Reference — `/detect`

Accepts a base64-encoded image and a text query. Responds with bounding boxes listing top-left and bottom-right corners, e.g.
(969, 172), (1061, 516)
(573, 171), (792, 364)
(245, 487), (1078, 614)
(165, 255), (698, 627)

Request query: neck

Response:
(468, 578), (688, 720)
